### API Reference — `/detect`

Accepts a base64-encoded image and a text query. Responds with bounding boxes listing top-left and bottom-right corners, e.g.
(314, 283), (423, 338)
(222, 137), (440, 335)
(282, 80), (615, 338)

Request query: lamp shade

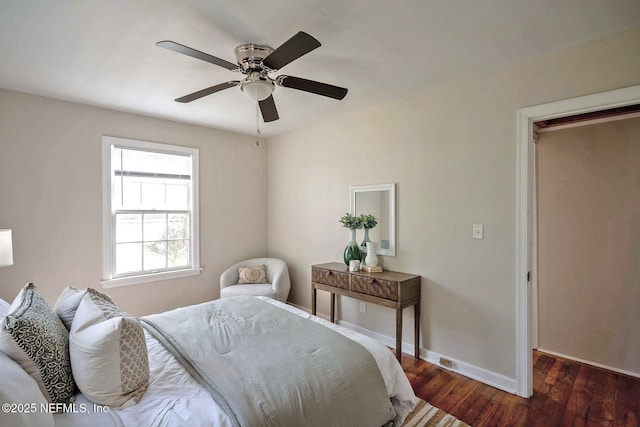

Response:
(0, 229), (13, 267)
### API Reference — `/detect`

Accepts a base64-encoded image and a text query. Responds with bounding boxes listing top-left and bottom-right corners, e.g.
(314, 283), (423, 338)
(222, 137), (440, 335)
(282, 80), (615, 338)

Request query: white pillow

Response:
(0, 283), (75, 405)
(0, 351), (54, 427)
(54, 286), (114, 330)
(69, 291), (149, 408)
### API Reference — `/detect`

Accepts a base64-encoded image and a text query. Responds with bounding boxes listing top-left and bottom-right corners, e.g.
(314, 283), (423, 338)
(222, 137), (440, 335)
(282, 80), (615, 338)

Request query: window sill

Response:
(101, 267), (202, 289)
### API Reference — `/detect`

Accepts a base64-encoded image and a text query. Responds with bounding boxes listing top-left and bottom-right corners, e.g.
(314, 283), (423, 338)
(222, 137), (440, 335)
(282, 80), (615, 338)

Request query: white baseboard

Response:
(537, 348), (640, 379)
(288, 302), (517, 394)
(337, 318), (517, 394)
(421, 349), (517, 394)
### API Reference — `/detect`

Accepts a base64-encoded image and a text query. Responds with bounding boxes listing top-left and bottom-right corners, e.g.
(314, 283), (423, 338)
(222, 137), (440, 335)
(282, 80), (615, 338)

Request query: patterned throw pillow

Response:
(54, 286), (115, 330)
(0, 283), (76, 405)
(69, 291), (149, 408)
(238, 265), (268, 284)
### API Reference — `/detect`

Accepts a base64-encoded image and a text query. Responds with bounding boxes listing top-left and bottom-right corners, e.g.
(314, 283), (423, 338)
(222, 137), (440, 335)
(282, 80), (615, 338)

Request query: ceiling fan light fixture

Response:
(241, 79), (274, 101)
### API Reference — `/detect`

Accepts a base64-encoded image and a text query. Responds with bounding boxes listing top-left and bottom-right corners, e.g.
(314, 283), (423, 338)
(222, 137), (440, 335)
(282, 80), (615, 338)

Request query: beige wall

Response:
(536, 117), (640, 375)
(266, 28), (640, 379)
(0, 89), (268, 316)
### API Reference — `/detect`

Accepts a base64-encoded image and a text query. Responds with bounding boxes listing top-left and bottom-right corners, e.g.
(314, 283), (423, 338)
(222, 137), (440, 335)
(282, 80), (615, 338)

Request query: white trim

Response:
(102, 267), (202, 288)
(421, 349), (517, 394)
(337, 318), (517, 394)
(537, 348), (640, 379)
(190, 143), (201, 269)
(515, 84), (640, 398)
(531, 134), (539, 351)
(101, 136), (201, 287)
(515, 108), (534, 397)
(102, 140), (113, 281)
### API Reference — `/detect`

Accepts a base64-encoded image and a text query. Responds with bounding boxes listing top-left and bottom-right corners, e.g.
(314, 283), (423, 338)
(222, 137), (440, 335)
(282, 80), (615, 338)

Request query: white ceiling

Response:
(1, 0), (639, 138)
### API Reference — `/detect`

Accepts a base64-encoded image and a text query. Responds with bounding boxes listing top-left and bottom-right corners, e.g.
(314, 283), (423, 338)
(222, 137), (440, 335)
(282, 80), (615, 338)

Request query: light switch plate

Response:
(472, 223), (484, 239)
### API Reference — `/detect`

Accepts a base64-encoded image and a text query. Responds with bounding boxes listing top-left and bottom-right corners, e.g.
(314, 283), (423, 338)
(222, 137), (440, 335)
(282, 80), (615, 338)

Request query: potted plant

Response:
(339, 213), (362, 265)
(359, 214), (378, 247)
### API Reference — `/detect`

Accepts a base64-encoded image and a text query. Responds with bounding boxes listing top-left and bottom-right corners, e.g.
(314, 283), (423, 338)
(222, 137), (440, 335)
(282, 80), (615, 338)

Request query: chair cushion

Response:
(221, 284), (277, 300)
(238, 265), (267, 284)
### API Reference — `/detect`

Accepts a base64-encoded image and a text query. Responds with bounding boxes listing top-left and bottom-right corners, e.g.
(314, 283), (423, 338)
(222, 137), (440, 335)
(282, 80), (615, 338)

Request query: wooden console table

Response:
(311, 262), (421, 362)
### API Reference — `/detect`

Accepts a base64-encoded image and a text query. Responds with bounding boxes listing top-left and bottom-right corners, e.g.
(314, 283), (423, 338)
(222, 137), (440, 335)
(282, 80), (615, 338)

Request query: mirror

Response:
(350, 183), (396, 256)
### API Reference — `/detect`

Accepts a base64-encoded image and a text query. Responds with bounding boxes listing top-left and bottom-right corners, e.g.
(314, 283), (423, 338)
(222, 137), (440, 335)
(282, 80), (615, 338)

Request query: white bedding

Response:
(54, 297), (417, 427)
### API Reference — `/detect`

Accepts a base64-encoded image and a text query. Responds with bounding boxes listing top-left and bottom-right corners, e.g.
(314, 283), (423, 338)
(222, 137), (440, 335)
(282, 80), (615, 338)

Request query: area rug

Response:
(401, 399), (471, 427)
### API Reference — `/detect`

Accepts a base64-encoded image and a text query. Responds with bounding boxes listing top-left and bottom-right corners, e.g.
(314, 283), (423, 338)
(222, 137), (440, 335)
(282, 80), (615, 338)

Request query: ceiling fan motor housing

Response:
(234, 43), (274, 72)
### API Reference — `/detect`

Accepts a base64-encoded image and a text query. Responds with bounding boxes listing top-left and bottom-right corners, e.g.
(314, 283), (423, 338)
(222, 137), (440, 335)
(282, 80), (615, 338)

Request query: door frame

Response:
(515, 84), (640, 397)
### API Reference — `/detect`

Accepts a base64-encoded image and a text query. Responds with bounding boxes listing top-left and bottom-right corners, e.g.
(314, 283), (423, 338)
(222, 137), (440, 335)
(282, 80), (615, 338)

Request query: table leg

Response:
(312, 286), (317, 316)
(330, 293), (336, 323)
(396, 308), (402, 362)
(414, 302), (420, 359)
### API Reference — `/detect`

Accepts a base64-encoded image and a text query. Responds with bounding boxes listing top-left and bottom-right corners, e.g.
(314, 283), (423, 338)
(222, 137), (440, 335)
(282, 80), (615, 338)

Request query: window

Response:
(102, 136), (200, 287)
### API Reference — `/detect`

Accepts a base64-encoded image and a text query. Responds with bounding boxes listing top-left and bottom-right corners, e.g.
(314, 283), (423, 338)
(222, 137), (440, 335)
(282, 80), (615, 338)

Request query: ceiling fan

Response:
(157, 31), (348, 123)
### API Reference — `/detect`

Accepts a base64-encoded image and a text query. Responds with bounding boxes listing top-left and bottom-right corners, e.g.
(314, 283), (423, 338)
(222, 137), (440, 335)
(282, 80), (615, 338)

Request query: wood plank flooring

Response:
(401, 350), (640, 426)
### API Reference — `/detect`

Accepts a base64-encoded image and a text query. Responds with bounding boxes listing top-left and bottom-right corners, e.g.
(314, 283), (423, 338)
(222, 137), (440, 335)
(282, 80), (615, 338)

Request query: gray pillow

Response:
(0, 283), (75, 405)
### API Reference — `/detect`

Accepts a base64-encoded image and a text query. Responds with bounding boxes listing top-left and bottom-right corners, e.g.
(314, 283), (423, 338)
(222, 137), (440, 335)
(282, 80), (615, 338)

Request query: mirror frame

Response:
(350, 183), (396, 256)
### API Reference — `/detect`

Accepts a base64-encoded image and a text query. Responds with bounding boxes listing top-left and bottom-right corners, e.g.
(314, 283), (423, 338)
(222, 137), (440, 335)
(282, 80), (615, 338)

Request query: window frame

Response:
(101, 136), (201, 288)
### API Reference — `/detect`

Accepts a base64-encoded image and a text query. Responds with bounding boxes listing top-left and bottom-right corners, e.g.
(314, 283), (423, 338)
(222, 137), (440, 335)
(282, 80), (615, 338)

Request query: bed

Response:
(0, 284), (417, 427)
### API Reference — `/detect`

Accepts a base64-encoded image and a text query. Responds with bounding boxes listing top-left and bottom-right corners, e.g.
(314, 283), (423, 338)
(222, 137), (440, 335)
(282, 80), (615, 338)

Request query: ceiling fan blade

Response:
(175, 81), (240, 103)
(157, 40), (237, 71)
(277, 75), (348, 100)
(262, 32), (321, 70)
(259, 95), (279, 122)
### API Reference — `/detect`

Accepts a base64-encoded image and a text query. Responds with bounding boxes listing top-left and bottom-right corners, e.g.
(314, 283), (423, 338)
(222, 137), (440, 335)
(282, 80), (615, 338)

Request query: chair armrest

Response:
(220, 265), (240, 289)
(270, 265), (291, 302)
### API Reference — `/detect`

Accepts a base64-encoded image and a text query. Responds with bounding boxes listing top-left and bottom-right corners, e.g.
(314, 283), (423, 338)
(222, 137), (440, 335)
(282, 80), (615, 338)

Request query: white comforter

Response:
(54, 297), (417, 427)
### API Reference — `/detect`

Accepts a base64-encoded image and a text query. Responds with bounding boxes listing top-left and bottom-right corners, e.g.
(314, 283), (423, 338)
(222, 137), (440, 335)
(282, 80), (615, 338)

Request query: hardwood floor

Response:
(401, 350), (640, 426)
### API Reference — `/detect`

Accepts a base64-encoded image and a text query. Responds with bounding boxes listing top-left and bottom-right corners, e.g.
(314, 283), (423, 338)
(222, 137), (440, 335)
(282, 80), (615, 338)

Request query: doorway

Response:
(534, 115), (640, 378)
(514, 84), (640, 397)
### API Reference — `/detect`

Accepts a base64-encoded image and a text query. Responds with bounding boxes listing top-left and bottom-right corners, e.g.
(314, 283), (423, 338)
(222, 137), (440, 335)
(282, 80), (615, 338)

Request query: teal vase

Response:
(343, 228), (361, 265)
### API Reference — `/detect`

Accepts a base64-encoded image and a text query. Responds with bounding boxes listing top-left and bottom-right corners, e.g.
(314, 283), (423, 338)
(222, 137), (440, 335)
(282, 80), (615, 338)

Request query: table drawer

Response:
(312, 267), (350, 290)
(351, 275), (398, 301)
